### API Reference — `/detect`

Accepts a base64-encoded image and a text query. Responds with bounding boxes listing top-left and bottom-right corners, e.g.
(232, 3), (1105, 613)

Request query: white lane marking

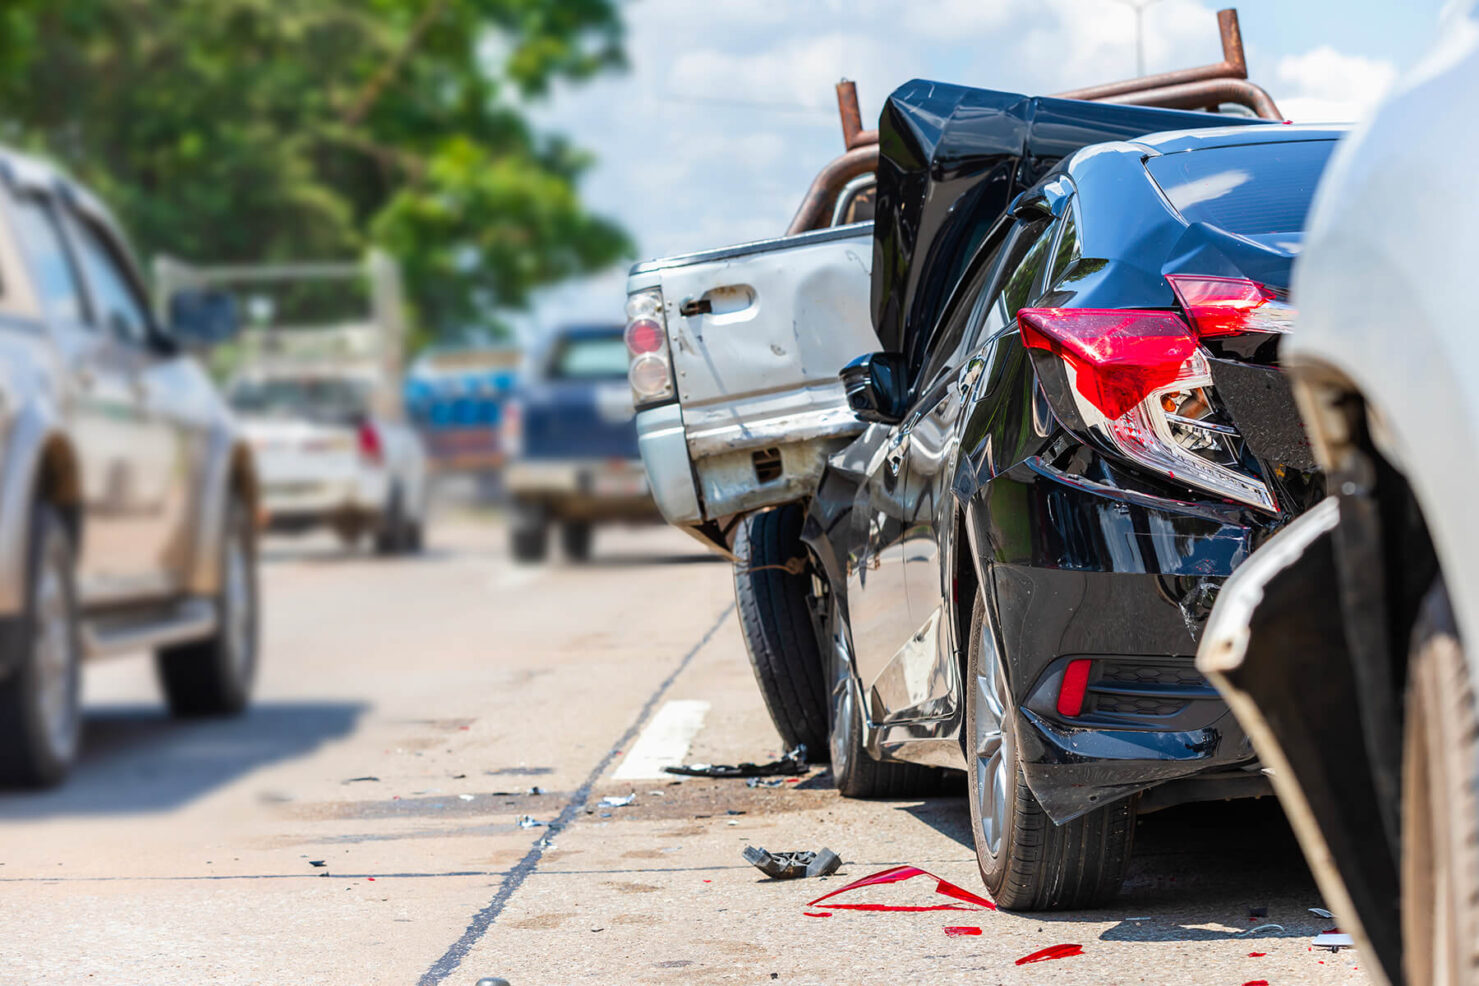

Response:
(612, 699), (710, 780)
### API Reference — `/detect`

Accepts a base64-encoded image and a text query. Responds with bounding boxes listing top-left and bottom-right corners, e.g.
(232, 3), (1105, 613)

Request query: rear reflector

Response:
(1057, 659), (1093, 717)
(1165, 274), (1294, 338)
(1017, 308), (1197, 418)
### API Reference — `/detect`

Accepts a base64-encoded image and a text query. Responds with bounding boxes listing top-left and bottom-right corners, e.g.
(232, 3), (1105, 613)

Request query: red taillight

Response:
(624, 317), (664, 355)
(1165, 275), (1294, 338)
(1057, 659), (1093, 717)
(1017, 308), (1197, 419)
(357, 422), (383, 463)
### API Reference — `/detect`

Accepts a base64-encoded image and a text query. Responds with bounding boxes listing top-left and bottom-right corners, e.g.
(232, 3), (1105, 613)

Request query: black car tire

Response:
(1401, 577), (1479, 986)
(732, 505), (828, 756)
(561, 521), (593, 562)
(966, 592), (1133, 909)
(826, 602), (950, 798)
(0, 503), (82, 787)
(375, 489), (409, 556)
(510, 500), (549, 563)
(158, 495), (258, 717)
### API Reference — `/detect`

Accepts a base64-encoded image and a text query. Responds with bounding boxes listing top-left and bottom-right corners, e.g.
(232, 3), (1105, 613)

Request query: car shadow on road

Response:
(0, 700), (365, 818)
(579, 552), (728, 568)
(898, 794), (1325, 943)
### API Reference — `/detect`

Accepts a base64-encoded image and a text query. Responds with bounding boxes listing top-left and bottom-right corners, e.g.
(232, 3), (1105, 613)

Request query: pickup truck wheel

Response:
(966, 592), (1133, 909)
(1401, 577), (1479, 986)
(0, 503), (81, 787)
(733, 505), (828, 757)
(510, 501), (549, 563)
(157, 496), (257, 717)
(560, 521), (593, 562)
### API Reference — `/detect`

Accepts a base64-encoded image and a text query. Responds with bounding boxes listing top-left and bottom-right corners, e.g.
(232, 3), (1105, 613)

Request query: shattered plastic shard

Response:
(1312, 930), (1354, 951)
(599, 794), (636, 808)
(1309, 907), (1333, 918)
(516, 815), (544, 829)
(943, 927), (982, 937)
(1015, 944), (1084, 965)
(742, 847), (841, 880)
(807, 865), (997, 912)
(664, 745), (808, 778)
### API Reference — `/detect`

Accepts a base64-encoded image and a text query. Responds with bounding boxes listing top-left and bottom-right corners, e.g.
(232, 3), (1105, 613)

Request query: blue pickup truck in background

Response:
(503, 325), (658, 562)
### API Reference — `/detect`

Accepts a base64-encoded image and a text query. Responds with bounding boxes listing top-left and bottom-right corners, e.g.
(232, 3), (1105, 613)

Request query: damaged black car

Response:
(782, 82), (1342, 909)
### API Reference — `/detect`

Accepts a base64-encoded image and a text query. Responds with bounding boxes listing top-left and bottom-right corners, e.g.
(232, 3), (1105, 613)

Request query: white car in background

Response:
(231, 370), (428, 554)
(1197, 14), (1479, 986)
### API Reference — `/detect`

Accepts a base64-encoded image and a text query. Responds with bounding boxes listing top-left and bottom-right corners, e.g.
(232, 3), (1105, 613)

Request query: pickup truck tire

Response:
(0, 503), (82, 787)
(967, 593), (1132, 909)
(560, 521), (593, 562)
(158, 496), (257, 717)
(375, 489), (410, 556)
(1401, 576), (1479, 986)
(510, 500), (549, 564)
(732, 505), (829, 757)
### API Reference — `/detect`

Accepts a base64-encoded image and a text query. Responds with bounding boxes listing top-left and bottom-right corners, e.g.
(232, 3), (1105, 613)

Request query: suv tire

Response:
(966, 592), (1133, 909)
(158, 494), (258, 716)
(732, 505), (829, 757)
(560, 521), (593, 562)
(0, 503), (81, 787)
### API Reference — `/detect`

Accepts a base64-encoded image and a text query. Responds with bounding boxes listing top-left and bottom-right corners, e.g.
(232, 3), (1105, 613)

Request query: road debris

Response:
(1312, 930), (1354, 951)
(1241, 923), (1284, 937)
(807, 865), (997, 913)
(747, 778), (786, 788)
(342, 776), (380, 784)
(1309, 907), (1333, 918)
(458, 794), (476, 801)
(803, 911), (831, 918)
(600, 794), (636, 808)
(516, 815), (544, 829)
(943, 926), (982, 937)
(742, 847), (841, 880)
(1248, 952), (1266, 957)
(475, 979), (511, 986)
(1016, 944), (1084, 965)
(664, 746), (808, 779)
(308, 860), (326, 868)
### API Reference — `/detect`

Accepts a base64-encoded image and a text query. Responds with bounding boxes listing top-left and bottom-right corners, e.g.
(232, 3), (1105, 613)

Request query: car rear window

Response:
(551, 335), (628, 380)
(229, 376), (370, 420)
(1145, 139), (1337, 236)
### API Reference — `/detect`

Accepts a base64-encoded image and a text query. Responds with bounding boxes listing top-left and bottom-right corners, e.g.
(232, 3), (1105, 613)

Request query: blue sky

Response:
(521, 0), (1456, 336)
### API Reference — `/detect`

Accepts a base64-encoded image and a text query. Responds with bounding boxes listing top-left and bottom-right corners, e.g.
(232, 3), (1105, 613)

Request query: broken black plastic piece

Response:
(664, 745), (807, 778)
(743, 846), (841, 880)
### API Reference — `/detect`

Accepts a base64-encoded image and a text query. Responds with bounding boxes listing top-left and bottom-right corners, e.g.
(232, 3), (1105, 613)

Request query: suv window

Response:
(69, 215), (153, 346)
(550, 334), (628, 380)
(9, 194), (86, 324)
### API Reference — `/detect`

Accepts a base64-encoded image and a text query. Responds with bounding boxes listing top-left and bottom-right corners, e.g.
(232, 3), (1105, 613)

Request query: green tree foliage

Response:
(0, 0), (632, 342)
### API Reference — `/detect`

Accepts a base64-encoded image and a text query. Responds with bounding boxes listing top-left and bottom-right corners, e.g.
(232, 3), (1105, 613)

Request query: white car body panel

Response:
(1289, 10), (1479, 682)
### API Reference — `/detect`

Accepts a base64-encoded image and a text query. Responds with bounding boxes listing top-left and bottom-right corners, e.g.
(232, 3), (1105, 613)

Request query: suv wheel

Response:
(1401, 577), (1479, 986)
(0, 503), (81, 787)
(560, 521), (593, 562)
(966, 592), (1133, 909)
(732, 505), (828, 756)
(375, 488), (409, 556)
(158, 495), (258, 716)
(510, 500), (548, 563)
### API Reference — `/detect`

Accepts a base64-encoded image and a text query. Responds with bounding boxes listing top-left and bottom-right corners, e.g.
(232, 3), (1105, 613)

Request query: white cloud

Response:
(1274, 45), (1398, 122)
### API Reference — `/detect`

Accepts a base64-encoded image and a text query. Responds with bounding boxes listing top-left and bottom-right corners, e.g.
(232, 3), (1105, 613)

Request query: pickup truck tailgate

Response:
(628, 223), (876, 525)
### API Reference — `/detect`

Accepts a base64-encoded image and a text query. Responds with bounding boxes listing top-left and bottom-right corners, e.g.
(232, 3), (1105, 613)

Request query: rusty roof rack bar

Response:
(790, 6), (1281, 234)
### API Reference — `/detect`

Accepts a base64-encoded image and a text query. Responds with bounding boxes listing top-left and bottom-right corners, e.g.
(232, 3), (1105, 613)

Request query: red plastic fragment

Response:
(806, 865), (998, 913)
(366, 877), (376, 882)
(943, 927), (982, 937)
(1243, 981), (1270, 986)
(1248, 952), (1266, 958)
(1015, 944), (1084, 965)
(803, 912), (831, 918)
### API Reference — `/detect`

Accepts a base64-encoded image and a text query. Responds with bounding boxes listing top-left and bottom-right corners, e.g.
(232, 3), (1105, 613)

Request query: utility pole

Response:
(1111, 0), (1165, 77)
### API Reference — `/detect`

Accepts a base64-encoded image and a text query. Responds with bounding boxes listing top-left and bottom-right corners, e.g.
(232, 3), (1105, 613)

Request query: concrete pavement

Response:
(0, 516), (1369, 984)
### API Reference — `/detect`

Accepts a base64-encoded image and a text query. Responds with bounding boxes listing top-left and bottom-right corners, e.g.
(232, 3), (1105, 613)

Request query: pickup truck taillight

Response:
(357, 422), (384, 464)
(625, 288), (674, 406)
(1018, 300), (1278, 512)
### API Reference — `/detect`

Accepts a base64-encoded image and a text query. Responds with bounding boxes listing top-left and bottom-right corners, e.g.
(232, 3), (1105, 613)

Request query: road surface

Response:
(0, 515), (1368, 984)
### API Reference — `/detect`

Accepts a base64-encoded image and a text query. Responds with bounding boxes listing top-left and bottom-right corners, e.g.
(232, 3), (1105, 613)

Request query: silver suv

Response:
(0, 150), (258, 786)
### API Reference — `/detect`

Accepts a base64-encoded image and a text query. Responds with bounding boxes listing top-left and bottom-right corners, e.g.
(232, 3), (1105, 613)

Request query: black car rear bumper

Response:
(974, 455), (1270, 822)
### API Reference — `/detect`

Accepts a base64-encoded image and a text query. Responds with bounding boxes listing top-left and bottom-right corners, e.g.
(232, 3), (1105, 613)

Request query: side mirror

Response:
(840, 351), (908, 425)
(168, 289), (240, 349)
